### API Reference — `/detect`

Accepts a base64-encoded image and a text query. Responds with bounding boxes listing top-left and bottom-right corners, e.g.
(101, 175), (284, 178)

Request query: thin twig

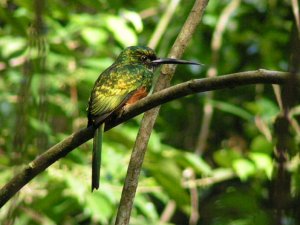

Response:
(291, 0), (300, 35)
(182, 170), (235, 188)
(0, 70), (288, 208)
(115, 1), (209, 224)
(195, 0), (241, 155)
(182, 168), (199, 225)
(148, 0), (181, 49)
(159, 200), (176, 223)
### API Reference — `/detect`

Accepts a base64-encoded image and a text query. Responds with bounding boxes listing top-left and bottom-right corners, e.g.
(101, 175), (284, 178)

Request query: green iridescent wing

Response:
(88, 64), (152, 124)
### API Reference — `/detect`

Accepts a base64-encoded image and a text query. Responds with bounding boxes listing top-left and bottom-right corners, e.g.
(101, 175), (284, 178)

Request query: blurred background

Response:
(0, 0), (299, 224)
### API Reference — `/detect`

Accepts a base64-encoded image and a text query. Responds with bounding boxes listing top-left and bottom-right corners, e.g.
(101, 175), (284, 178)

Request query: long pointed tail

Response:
(92, 124), (103, 191)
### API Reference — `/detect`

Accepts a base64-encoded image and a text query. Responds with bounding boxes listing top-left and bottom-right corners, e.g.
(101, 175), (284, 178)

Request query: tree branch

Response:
(106, 69), (287, 129)
(0, 70), (289, 208)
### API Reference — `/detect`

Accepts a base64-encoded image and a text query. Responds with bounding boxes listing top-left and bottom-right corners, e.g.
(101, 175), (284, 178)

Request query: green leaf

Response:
(135, 195), (159, 221)
(249, 152), (273, 178)
(86, 192), (114, 224)
(233, 159), (256, 180)
(0, 36), (26, 58)
(213, 148), (242, 168)
(250, 135), (273, 154)
(181, 152), (212, 175)
(245, 98), (279, 122)
(210, 99), (253, 121)
(147, 152), (190, 213)
(81, 27), (108, 46)
(121, 9), (143, 32)
(29, 117), (52, 135)
(104, 15), (138, 47)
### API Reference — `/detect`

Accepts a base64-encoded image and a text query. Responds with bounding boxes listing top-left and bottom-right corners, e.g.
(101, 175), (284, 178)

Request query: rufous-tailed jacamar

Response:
(87, 46), (200, 191)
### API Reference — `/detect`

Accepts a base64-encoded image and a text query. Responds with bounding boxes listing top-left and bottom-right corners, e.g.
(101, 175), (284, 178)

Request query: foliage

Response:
(0, 0), (299, 224)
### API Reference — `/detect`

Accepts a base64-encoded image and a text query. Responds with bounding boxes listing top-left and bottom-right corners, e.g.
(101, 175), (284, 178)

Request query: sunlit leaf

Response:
(81, 27), (108, 46)
(181, 151), (212, 175)
(249, 152), (273, 178)
(86, 192), (114, 224)
(104, 15), (138, 47)
(233, 159), (256, 180)
(135, 195), (159, 221)
(121, 9), (143, 32)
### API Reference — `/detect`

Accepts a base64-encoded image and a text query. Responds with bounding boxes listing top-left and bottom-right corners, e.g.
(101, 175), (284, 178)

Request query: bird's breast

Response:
(125, 86), (149, 105)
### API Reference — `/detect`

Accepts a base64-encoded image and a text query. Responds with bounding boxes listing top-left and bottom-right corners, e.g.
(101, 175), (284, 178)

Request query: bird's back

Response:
(87, 63), (153, 126)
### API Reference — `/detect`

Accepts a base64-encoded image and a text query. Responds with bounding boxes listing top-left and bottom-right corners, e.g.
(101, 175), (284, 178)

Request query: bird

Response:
(87, 46), (200, 191)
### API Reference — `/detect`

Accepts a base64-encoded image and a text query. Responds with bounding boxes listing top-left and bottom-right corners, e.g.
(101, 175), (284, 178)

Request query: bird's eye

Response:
(141, 55), (147, 61)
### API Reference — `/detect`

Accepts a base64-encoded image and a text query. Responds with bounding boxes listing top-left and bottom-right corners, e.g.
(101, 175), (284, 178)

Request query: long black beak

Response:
(152, 58), (201, 66)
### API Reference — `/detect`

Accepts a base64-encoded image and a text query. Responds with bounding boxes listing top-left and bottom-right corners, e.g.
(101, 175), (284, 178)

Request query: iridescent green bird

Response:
(87, 46), (200, 191)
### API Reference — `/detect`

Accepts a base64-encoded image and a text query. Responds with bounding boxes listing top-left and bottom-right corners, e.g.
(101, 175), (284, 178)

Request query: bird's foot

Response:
(117, 104), (130, 118)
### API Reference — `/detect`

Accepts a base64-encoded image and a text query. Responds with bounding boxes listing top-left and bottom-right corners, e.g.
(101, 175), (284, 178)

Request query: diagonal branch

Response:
(0, 70), (289, 208)
(115, 1), (209, 224)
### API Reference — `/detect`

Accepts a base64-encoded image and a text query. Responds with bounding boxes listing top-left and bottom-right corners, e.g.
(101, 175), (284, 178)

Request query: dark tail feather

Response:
(92, 124), (103, 191)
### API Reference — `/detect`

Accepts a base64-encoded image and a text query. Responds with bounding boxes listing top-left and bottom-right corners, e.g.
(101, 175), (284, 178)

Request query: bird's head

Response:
(115, 46), (201, 71)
